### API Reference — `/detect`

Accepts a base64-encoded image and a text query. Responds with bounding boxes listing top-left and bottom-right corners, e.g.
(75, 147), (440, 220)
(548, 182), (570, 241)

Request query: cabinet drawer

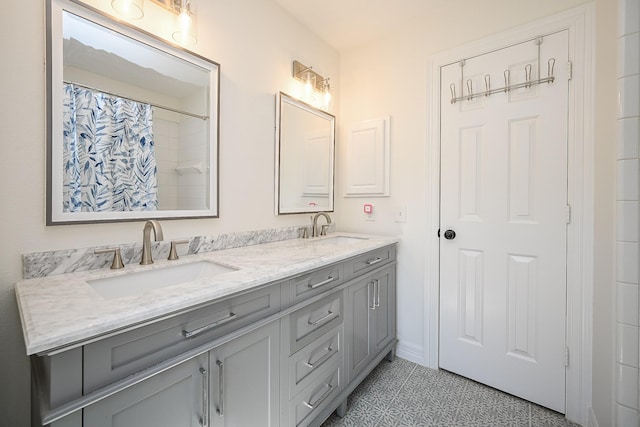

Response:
(290, 366), (341, 427)
(344, 245), (396, 280)
(290, 263), (344, 306)
(289, 292), (342, 355)
(288, 325), (342, 398)
(84, 283), (282, 392)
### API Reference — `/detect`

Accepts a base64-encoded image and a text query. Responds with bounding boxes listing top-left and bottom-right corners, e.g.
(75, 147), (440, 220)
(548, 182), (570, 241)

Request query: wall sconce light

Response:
(293, 60), (331, 107)
(172, 0), (197, 46)
(111, 0), (144, 20)
(320, 77), (331, 108)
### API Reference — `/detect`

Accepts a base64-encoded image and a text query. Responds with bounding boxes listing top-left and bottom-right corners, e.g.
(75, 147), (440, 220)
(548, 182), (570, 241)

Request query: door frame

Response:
(423, 4), (595, 425)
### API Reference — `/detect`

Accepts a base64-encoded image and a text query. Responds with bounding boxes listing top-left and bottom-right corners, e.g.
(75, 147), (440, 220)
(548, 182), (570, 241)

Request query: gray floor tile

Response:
(323, 399), (383, 427)
(530, 404), (581, 427)
(320, 358), (578, 427)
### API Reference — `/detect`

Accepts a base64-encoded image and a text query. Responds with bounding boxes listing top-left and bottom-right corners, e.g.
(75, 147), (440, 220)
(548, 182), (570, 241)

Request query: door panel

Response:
(458, 249), (484, 346)
(210, 321), (280, 427)
(508, 118), (537, 222)
(83, 354), (207, 427)
(347, 278), (372, 380)
(373, 268), (395, 351)
(459, 127), (483, 221)
(439, 31), (569, 413)
(507, 254), (537, 361)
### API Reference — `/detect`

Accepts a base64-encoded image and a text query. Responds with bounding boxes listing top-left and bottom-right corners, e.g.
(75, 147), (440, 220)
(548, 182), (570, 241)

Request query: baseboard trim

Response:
(396, 342), (425, 365)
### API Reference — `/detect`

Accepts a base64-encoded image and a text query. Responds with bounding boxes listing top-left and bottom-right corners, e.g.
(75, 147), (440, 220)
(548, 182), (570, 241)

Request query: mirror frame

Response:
(275, 92), (335, 215)
(46, 0), (220, 225)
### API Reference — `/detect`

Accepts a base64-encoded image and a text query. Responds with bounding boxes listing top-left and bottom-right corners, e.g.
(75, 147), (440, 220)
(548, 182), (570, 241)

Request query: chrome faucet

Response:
(311, 212), (332, 237)
(140, 220), (164, 265)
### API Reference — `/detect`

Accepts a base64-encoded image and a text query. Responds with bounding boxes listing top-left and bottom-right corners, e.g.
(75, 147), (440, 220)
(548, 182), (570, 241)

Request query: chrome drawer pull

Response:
(182, 312), (237, 338)
(305, 346), (337, 368)
(199, 367), (208, 427)
(308, 276), (336, 289)
(216, 360), (224, 416)
(369, 282), (375, 310)
(303, 383), (334, 409)
(374, 279), (380, 308)
(366, 257), (383, 265)
(308, 310), (336, 326)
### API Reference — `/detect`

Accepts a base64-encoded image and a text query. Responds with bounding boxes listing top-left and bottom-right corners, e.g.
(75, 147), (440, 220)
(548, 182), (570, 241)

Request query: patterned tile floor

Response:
(321, 358), (580, 427)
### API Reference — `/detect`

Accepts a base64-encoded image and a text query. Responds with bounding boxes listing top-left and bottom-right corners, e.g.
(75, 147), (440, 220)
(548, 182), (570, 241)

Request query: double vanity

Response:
(16, 231), (398, 427)
(26, 1), (398, 425)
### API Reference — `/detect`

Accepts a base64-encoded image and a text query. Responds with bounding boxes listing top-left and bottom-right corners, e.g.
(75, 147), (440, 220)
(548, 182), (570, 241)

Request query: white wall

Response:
(336, 0), (617, 425)
(0, 0), (339, 425)
(0, 0), (622, 425)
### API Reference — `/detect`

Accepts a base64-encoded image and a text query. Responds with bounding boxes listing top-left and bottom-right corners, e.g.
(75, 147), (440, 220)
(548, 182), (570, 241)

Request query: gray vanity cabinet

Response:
(30, 243), (397, 427)
(209, 320), (280, 427)
(48, 321), (280, 427)
(83, 354), (208, 427)
(345, 265), (396, 383)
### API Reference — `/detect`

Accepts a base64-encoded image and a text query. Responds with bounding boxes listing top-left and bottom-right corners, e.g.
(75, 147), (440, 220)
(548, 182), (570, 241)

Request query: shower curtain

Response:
(62, 83), (158, 212)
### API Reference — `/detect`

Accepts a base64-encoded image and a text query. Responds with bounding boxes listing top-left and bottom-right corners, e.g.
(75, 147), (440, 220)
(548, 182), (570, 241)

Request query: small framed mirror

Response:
(47, 0), (219, 224)
(275, 93), (335, 214)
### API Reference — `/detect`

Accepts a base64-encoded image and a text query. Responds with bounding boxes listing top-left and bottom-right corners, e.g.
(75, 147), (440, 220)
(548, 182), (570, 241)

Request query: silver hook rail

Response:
(450, 58), (555, 104)
(449, 36), (556, 105)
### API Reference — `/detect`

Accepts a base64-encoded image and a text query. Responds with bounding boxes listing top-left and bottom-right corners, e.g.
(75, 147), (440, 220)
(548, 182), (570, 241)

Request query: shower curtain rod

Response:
(63, 80), (209, 121)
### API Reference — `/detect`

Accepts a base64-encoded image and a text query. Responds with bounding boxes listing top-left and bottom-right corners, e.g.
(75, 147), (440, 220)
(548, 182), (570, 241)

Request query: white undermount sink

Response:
(313, 236), (369, 246)
(88, 260), (237, 300)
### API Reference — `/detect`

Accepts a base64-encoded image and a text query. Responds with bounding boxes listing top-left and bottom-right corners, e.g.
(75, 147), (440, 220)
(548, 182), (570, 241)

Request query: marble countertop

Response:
(16, 233), (398, 355)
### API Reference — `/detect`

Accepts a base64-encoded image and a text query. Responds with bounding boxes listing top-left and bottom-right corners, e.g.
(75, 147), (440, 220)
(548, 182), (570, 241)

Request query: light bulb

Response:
(323, 90), (331, 108)
(178, 11), (191, 38)
(303, 71), (316, 101)
(111, 0), (144, 20)
(321, 79), (331, 108)
(172, 6), (197, 46)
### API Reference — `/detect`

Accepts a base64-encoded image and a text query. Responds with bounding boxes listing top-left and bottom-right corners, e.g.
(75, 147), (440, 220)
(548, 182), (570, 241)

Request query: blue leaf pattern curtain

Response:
(62, 83), (158, 212)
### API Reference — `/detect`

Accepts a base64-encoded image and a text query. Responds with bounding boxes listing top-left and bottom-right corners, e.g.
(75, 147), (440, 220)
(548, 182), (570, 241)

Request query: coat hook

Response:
(484, 74), (491, 96)
(547, 58), (556, 80)
(450, 83), (457, 104)
(504, 70), (511, 92)
(525, 64), (532, 88)
(466, 79), (473, 100)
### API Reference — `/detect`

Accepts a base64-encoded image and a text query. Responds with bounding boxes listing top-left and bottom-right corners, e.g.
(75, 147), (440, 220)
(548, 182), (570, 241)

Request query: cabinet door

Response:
(372, 266), (396, 353)
(345, 277), (374, 381)
(83, 354), (207, 427)
(210, 321), (280, 427)
(346, 265), (396, 383)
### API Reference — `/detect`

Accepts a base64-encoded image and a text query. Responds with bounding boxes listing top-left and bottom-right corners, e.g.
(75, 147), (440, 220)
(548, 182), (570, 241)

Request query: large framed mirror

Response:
(47, 0), (219, 224)
(275, 93), (335, 215)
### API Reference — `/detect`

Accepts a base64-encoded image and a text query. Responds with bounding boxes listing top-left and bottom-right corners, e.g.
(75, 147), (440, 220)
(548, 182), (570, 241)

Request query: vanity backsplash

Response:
(23, 224), (336, 279)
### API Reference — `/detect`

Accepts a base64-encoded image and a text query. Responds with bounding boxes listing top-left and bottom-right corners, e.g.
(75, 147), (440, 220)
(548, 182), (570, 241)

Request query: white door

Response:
(439, 31), (570, 413)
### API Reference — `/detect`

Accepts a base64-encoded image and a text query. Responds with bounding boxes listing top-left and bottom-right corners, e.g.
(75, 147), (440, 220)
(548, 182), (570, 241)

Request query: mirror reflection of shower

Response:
(48, 0), (219, 224)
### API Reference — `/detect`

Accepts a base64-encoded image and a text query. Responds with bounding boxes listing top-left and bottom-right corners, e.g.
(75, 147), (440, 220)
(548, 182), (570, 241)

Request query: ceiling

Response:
(273, 0), (447, 52)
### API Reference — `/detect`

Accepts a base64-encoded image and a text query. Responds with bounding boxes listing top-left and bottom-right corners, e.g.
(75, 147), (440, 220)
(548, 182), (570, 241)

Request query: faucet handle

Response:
(299, 227), (309, 239)
(95, 247), (125, 269)
(320, 224), (330, 236)
(168, 239), (190, 260)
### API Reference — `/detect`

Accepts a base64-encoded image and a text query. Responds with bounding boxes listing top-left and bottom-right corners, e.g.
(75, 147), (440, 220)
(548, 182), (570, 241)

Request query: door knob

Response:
(443, 229), (456, 240)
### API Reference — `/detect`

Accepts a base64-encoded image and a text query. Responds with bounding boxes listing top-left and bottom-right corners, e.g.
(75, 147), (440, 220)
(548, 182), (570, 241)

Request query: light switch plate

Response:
(395, 205), (407, 223)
